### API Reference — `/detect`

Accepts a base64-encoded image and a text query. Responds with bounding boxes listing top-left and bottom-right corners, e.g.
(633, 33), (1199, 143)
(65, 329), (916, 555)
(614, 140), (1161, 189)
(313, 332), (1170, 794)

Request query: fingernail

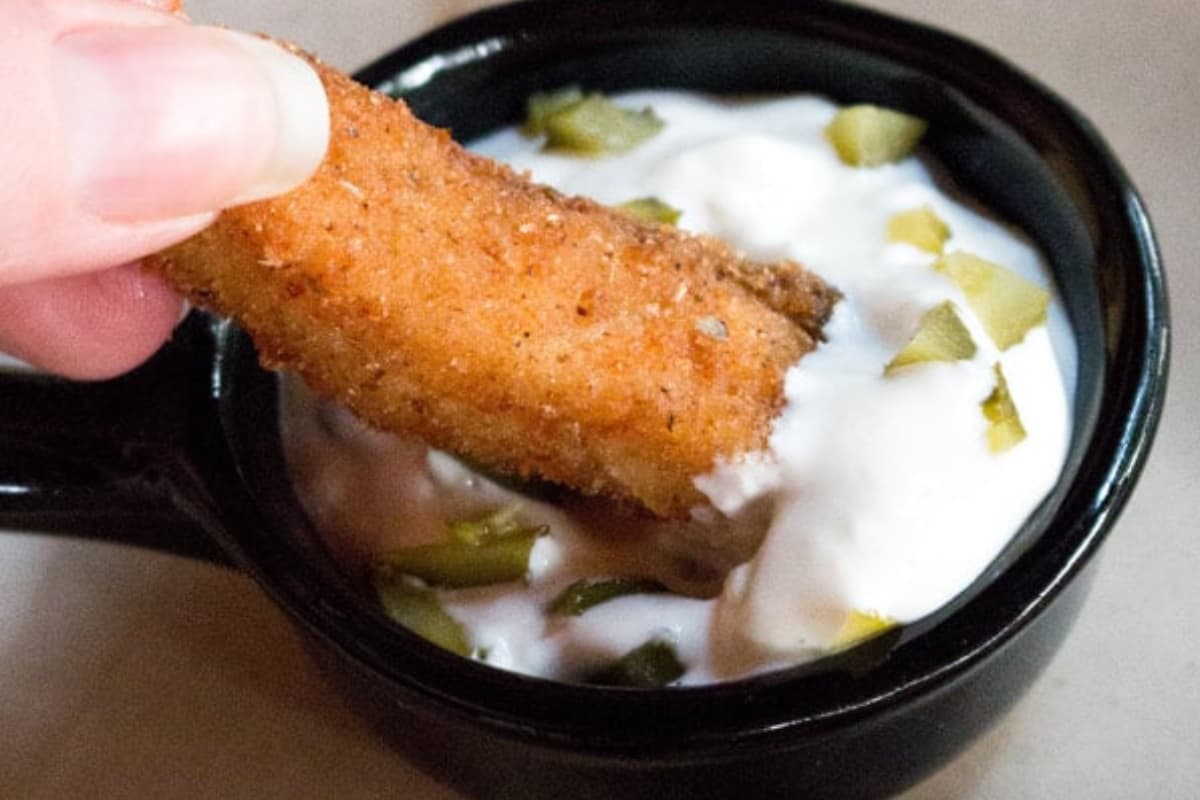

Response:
(53, 25), (328, 221)
(216, 32), (330, 205)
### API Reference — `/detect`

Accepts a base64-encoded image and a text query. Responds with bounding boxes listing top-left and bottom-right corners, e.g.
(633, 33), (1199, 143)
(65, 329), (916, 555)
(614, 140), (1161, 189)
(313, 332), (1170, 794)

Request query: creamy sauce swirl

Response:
(283, 91), (1074, 684)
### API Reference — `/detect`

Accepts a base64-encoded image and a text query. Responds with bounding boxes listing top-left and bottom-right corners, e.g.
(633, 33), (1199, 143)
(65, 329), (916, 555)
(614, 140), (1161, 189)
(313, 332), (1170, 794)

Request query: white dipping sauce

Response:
(283, 92), (1075, 684)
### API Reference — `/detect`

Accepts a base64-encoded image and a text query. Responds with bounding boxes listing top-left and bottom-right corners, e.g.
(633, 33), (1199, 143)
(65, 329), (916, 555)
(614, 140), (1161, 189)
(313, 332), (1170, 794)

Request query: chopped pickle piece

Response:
(448, 504), (547, 546)
(982, 363), (1027, 452)
(374, 533), (540, 588)
(375, 577), (471, 656)
(825, 105), (928, 166)
(548, 577), (667, 616)
(885, 301), (976, 374)
(616, 196), (682, 225)
(832, 610), (897, 650)
(588, 640), (685, 688)
(887, 205), (951, 253)
(934, 252), (1051, 350)
(522, 86), (585, 136)
(541, 94), (665, 155)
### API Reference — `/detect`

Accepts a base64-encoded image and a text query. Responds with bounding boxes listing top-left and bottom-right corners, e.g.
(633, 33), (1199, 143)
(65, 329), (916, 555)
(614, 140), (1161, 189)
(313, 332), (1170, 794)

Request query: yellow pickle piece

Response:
(887, 205), (951, 253)
(826, 105), (928, 166)
(616, 196), (682, 225)
(934, 251), (1051, 350)
(832, 610), (897, 650)
(982, 362), (1027, 452)
(885, 301), (977, 375)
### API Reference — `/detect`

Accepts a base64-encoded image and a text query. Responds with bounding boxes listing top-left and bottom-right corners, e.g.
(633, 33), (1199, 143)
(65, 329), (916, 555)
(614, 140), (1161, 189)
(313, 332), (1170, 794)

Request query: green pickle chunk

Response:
(548, 577), (667, 616)
(522, 86), (585, 136)
(887, 205), (951, 253)
(826, 105), (927, 166)
(376, 505), (545, 589)
(448, 504), (546, 546)
(588, 639), (685, 688)
(934, 251), (1051, 350)
(982, 363), (1027, 452)
(528, 92), (664, 155)
(375, 577), (471, 656)
(373, 506), (550, 655)
(616, 196), (682, 225)
(374, 534), (539, 589)
(885, 301), (977, 374)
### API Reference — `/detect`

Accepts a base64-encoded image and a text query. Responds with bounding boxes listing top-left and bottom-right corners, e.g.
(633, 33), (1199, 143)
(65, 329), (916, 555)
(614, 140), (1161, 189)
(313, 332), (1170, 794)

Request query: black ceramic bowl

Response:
(0, 1), (1168, 798)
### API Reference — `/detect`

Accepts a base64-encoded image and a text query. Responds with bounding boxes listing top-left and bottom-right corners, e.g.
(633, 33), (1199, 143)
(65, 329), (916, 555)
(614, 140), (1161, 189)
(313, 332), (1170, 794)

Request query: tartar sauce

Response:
(283, 91), (1074, 684)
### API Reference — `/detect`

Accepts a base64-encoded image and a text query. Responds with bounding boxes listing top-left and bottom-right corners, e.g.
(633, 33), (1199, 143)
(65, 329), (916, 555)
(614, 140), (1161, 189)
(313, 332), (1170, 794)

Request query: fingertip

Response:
(0, 264), (182, 380)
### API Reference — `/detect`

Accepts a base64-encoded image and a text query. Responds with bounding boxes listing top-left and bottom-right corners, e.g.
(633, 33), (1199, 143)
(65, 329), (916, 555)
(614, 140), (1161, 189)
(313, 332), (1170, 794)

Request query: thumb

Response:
(57, 26), (329, 220)
(1, 4), (329, 285)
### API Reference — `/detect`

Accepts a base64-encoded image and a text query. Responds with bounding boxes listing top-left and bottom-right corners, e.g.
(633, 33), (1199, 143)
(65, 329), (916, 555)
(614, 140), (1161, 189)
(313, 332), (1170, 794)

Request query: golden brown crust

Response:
(146, 55), (837, 517)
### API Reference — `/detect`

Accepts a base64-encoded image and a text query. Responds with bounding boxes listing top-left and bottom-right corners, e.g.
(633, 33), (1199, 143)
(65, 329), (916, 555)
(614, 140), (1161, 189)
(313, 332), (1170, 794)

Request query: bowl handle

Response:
(0, 313), (233, 565)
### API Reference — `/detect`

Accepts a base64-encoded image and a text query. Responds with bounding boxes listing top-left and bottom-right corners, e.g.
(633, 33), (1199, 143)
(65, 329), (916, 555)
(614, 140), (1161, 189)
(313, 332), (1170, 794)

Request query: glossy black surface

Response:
(0, 1), (1168, 797)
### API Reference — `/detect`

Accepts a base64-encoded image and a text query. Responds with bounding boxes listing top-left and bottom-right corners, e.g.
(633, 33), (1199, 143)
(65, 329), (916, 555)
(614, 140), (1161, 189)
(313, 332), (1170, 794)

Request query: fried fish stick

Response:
(147, 52), (838, 518)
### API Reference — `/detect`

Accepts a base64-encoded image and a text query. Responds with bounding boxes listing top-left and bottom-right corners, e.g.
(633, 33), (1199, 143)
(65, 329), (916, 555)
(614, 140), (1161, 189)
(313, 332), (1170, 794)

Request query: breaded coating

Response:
(147, 53), (838, 518)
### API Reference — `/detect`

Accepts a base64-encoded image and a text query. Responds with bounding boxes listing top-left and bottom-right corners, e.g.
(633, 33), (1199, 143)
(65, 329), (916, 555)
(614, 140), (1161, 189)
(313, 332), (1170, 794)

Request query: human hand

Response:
(0, 0), (328, 379)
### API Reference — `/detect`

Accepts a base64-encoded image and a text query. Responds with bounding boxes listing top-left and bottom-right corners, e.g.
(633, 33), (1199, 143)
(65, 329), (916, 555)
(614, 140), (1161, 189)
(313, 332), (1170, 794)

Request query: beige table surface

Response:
(3, 1), (1197, 797)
